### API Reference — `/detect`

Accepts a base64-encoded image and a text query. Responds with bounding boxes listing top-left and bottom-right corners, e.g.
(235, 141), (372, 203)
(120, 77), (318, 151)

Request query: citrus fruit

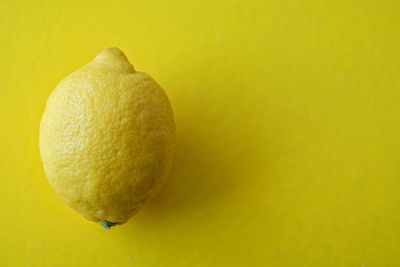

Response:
(39, 47), (175, 228)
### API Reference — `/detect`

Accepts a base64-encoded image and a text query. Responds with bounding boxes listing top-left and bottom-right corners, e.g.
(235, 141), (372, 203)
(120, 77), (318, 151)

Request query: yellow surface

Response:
(0, 0), (399, 266)
(40, 47), (175, 224)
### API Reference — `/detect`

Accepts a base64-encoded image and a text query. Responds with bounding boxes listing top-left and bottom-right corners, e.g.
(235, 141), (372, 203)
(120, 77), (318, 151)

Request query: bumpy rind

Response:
(39, 48), (175, 224)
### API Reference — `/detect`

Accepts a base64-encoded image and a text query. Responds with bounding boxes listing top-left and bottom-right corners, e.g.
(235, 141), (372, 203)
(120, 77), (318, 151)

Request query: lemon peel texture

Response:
(39, 47), (175, 227)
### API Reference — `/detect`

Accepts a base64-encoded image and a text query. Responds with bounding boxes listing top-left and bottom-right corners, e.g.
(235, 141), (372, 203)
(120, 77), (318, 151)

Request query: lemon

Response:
(39, 47), (175, 228)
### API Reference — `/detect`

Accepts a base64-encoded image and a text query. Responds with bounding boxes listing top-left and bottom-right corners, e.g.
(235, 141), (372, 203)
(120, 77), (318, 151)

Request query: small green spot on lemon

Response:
(99, 220), (118, 229)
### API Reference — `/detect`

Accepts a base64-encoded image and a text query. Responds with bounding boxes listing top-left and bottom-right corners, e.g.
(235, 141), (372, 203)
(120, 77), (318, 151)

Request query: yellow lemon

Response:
(39, 47), (175, 228)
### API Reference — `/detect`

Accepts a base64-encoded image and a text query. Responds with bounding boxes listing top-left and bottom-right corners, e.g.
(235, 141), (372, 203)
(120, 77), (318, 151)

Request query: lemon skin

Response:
(39, 47), (175, 225)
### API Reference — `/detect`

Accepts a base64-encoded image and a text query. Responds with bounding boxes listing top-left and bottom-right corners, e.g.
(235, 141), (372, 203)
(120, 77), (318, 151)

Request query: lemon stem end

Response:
(99, 220), (118, 229)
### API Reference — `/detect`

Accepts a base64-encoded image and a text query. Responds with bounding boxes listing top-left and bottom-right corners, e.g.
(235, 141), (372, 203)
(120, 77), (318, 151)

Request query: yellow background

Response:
(1, 0), (400, 266)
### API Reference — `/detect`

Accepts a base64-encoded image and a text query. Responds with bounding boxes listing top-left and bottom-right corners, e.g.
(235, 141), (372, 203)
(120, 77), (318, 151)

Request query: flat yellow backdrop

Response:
(1, 0), (400, 266)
